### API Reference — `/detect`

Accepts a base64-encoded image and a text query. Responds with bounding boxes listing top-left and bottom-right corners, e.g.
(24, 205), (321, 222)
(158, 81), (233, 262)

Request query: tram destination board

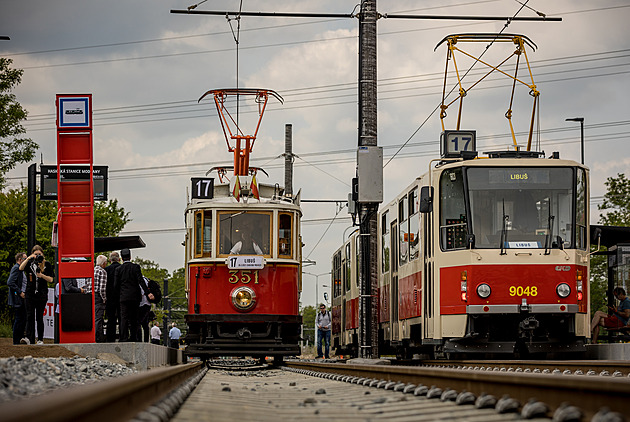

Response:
(191, 177), (214, 199)
(40, 165), (108, 201)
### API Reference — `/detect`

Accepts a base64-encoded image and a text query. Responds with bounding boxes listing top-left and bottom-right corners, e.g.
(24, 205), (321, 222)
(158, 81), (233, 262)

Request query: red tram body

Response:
(332, 153), (590, 358)
(184, 181), (303, 359)
(183, 89), (302, 360)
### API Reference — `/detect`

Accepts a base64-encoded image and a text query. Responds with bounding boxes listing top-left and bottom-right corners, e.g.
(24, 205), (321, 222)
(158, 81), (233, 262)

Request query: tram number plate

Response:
(228, 270), (259, 284)
(227, 255), (264, 269)
(509, 286), (538, 297)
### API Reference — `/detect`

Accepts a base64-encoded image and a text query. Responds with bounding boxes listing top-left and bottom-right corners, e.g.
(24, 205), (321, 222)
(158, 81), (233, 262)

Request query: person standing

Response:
(20, 245), (54, 345)
(116, 248), (153, 342)
(94, 255), (108, 343)
(7, 252), (27, 345)
(316, 304), (332, 359)
(105, 251), (122, 342)
(150, 321), (162, 345)
(169, 322), (181, 349)
(137, 276), (151, 342)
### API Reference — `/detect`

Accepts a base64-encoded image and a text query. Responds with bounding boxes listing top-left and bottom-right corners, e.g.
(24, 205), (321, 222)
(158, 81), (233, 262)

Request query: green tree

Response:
(95, 199), (130, 237)
(301, 305), (317, 345)
(598, 173), (630, 226)
(0, 58), (38, 189)
(590, 173), (630, 315)
(0, 186), (130, 316)
(133, 258), (187, 328)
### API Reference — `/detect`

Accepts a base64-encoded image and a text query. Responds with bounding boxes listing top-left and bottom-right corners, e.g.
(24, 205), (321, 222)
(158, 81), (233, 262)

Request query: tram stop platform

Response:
(586, 343), (630, 360)
(59, 342), (183, 370)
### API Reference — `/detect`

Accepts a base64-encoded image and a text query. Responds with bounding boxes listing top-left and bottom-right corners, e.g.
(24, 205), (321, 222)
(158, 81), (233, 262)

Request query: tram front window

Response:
(467, 167), (575, 249)
(218, 211), (271, 256)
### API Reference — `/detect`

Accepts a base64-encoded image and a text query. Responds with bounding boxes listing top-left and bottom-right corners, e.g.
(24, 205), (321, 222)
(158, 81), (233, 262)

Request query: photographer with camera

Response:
(19, 245), (54, 345)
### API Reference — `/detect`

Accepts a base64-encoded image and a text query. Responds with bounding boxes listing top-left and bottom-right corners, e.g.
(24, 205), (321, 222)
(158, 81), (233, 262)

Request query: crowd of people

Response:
(6, 245), (183, 348)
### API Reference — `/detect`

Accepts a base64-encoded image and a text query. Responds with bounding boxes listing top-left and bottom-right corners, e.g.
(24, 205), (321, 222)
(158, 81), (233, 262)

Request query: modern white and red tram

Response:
(332, 150), (589, 358)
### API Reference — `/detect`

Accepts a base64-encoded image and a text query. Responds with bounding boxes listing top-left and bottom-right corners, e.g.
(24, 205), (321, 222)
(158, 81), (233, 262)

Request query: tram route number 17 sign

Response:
(227, 255), (265, 270)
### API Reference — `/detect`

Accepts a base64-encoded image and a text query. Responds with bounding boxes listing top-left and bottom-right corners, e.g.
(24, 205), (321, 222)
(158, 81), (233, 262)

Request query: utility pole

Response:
(357, 0), (381, 359)
(27, 163), (38, 252)
(284, 123), (294, 197)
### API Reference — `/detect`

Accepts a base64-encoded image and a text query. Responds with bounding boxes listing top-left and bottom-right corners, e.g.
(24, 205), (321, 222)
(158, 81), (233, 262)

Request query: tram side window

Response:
(409, 188), (420, 260)
(218, 211), (271, 256)
(279, 213), (293, 258)
(195, 211), (202, 257)
(440, 168), (467, 250)
(382, 211), (390, 274)
(344, 243), (351, 292)
(355, 236), (360, 287)
(576, 168), (587, 250)
(399, 197), (408, 265)
(194, 210), (212, 257)
(333, 251), (342, 298)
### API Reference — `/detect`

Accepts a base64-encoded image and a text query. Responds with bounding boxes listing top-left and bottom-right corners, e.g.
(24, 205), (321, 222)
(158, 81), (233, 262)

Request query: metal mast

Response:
(358, 0), (380, 358)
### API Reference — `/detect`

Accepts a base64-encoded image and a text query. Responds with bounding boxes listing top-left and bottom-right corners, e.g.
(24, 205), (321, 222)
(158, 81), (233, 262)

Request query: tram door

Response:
(391, 221), (399, 340)
(423, 203), (434, 339)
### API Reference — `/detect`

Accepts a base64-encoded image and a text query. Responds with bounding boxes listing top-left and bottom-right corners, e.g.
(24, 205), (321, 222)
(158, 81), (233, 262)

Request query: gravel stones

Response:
(0, 355), (135, 402)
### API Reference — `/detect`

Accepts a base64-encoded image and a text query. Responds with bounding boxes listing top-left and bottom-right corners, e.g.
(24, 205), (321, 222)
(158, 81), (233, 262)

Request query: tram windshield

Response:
(218, 211), (271, 256)
(467, 167), (577, 249)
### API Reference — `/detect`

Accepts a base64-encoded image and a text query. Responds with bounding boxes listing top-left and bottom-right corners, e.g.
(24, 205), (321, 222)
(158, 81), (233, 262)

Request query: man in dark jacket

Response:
(7, 252), (27, 344)
(104, 251), (122, 342)
(116, 249), (153, 342)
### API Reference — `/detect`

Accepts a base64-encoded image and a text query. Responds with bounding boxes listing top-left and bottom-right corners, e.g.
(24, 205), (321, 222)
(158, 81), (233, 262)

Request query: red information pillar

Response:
(56, 94), (95, 343)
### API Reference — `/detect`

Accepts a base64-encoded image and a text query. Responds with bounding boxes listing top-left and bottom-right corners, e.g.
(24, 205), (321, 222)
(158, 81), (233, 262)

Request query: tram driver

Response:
(230, 222), (263, 255)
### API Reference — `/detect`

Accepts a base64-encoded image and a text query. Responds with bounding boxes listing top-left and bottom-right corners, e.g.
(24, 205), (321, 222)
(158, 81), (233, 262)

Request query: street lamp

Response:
(566, 117), (584, 164)
(304, 271), (331, 308)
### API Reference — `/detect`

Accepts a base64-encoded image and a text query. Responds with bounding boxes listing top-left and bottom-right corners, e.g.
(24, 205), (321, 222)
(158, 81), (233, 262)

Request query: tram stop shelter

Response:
(589, 225), (630, 357)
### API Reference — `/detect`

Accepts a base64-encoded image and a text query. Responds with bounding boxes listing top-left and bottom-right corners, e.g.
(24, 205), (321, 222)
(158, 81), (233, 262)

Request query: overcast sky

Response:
(2, 0), (629, 308)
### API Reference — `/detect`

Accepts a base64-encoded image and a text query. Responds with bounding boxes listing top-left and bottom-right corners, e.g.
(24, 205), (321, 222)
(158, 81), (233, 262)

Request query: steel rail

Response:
(420, 359), (630, 376)
(286, 361), (630, 420)
(0, 362), (204, 422)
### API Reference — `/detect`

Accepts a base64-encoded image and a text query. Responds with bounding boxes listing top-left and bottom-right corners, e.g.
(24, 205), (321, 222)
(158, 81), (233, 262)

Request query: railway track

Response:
(1, 358), (628, 421)
(419, 359), (630, 377)
(0, 362), (205, 422)
(285, 360), (630, 421)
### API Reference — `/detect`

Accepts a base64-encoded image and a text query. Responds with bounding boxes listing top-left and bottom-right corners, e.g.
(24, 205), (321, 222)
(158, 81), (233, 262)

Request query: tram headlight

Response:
(231, 286), (257, 311)
(556, 283), (571, 298)
(476, 283), (491, 299)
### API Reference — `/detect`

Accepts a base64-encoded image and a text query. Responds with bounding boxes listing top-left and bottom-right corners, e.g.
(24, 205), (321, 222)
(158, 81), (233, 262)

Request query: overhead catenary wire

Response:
(20, 56), (630, 132)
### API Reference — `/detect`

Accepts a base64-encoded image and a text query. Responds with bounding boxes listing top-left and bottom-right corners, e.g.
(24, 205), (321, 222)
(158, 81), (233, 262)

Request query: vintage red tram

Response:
(183, 89), (302, 360)
(332, 151), (590, 358)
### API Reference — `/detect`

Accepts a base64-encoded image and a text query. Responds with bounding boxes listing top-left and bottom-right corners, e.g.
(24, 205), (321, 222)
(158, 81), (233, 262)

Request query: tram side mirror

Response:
(555, 235), (564, 250)
(419, 186), (433, 213)
(324, 292), (329, 301)
(466, 234), (475, 249)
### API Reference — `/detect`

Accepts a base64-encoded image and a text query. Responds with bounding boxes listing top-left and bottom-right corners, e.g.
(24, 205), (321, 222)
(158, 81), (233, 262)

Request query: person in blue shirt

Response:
(315, 304), (332, 359)
(169, 322), (181, 349)
(591, 286), (630, 342)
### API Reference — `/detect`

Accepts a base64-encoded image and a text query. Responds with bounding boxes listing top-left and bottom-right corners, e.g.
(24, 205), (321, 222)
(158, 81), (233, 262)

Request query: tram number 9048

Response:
(509, 285), (538, 297)
(228, 270), (259, 284)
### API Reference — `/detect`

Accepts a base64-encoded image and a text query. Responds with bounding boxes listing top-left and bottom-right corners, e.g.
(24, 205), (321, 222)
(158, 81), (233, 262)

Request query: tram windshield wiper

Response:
(544, 208), (555, 255)
(500, 199), (508, 255)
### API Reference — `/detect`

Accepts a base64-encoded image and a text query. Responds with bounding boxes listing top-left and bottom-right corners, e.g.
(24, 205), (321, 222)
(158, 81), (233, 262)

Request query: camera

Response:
(34, 255), (44, 264)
